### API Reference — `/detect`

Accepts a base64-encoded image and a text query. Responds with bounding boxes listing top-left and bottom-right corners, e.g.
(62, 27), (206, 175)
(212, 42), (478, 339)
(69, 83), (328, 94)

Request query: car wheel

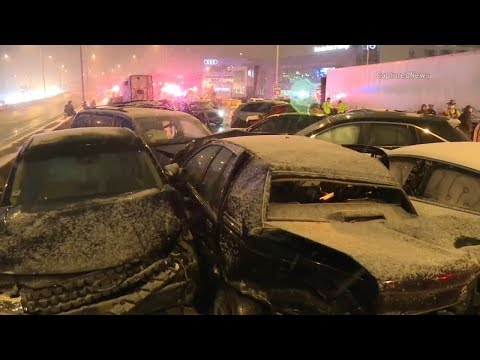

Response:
(212, 287), (264, 315)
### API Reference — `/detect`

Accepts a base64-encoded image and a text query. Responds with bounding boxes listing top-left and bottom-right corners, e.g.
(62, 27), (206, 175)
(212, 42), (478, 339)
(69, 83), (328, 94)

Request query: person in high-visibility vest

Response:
(322, 97), (332, 115)
(443, 99), (460, 119)
(337, 100), (347, 114)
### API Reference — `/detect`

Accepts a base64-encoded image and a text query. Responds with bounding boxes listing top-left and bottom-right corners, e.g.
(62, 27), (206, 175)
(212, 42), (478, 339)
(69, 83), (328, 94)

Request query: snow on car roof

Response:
(28, 127), (138, 148)
(222, 135), (400, 186)
(389, 142), (480, 171)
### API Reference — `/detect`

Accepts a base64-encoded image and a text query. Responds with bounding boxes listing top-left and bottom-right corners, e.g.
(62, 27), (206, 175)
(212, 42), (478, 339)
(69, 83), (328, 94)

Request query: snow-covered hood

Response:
(0, 188), (183, 275)
(264, 220), (479, 283)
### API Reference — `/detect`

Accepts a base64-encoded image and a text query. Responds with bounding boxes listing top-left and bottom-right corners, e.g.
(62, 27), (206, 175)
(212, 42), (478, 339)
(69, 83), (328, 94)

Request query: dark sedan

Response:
(297, 110), (470, 149)
(181, 101), (224, 130)
(0, 128), (198, 314)
(166, 135), (479, 315)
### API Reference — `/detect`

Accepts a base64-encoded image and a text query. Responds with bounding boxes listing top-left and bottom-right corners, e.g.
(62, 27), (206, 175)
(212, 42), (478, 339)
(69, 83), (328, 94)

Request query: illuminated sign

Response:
(204, 59), (219, 65)
(313, 45), (350, 53)
(368, 45), (377, 50)
(247, 69), (254, 77)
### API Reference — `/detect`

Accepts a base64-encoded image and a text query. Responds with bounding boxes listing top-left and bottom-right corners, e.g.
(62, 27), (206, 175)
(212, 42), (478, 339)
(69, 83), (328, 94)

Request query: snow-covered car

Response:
(71, 106), (212, 166)
(0, 127), (198, 315)
(165, 135), (480, 315)
(387, 142), (480, 216)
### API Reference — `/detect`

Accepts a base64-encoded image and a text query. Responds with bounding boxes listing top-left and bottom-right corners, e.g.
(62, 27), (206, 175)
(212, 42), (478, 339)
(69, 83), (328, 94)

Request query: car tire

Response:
(212, 286), (264, 315)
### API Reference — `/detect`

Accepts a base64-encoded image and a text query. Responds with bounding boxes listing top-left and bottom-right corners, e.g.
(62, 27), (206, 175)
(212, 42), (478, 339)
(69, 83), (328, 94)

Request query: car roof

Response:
(297, 110), (452, 135)
(26, 127), (141, 152)
(388, 142), (480, 171)
(79, 106), (197, 121)
(241, 100), (290, 107)
(219, 135), (400, 186)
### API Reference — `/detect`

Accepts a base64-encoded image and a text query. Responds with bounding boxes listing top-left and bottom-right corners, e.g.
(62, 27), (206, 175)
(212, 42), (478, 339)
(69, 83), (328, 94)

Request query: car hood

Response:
(264, 220), (478, 283)
(0, 188), (183, 275)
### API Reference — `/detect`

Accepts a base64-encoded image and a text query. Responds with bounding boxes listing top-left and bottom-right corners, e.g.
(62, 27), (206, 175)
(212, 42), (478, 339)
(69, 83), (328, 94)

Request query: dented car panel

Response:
(175, 135), (480, 314)
(0, 128), (199, 314)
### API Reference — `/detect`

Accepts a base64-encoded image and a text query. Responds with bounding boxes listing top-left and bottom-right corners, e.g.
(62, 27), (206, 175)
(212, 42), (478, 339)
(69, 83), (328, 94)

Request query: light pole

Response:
(80, 45), (86, 103)
(275, 45), (280, 86)
(40, 46), (46, 93)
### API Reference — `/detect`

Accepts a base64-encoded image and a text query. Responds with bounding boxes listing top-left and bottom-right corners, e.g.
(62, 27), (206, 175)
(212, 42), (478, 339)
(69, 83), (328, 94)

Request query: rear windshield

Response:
(269, 178), (413, 212)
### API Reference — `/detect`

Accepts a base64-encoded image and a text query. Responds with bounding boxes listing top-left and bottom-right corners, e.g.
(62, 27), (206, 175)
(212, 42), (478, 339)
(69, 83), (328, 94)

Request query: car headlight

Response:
(218, 110), (225, 117)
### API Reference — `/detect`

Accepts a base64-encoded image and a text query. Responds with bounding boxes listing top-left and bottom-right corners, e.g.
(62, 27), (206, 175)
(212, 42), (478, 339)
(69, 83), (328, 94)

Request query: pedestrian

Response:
(417, 104), (428, 115)
(426, 104), (436, 115)
(443, 100), (460, 119)
(458, 105), (474, 139)
(82, 101), (90, 110)
(337, 99), (347, 114)
(90, 99), (97, 108)
(64, 100), (76, 117)
(322, 97), (332, 115)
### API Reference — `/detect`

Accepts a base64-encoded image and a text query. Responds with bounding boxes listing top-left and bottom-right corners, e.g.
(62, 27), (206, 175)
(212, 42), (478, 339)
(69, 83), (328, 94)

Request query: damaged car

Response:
(0, 127), (198, 315)
(165, 135), (480, 315)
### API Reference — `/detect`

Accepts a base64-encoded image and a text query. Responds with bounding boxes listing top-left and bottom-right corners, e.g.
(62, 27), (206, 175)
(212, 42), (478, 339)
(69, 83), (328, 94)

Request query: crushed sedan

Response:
(0, 127), (198, 315)
(165, 135), (480, 315)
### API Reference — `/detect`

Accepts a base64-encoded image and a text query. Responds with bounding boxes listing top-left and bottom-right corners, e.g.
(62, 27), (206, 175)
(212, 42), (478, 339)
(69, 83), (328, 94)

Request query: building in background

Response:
(379, 45), (480, 62)
(201, 57), (257, 100)
(255, 45), (380, 100)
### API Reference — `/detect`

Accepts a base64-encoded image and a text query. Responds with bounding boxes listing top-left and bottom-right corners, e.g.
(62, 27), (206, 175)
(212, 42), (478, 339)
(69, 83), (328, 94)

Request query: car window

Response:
(200, 147), (237, 209)
(251, 116), (292, 133)
(389, 157), (418, 186)
(89, 114), (119, 127)
(425, 122), (471, 142)
(314, 124), (362, 145)
(9, 149), (162, 207)
(291, 115), (322, 133)
(416, 128), (444, 144)
(72, 114), (91, 128)
(135, 114), (211, 145)
(365, 124), (415, 146)
(183, 146), (221, 188)
(240, 103), (263, 112)
(270, 104), (295, 115)
(422, 164), (480, 213)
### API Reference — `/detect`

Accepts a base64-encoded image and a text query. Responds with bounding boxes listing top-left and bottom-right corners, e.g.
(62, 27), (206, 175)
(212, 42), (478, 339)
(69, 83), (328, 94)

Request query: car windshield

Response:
(135, 114), (211, 145)
(189, 102), (214, 111)
(9, 148), (163, 207)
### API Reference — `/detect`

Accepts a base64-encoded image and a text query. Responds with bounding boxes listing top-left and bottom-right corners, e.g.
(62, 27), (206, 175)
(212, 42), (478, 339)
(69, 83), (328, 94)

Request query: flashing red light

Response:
(439, 274), (454, 281)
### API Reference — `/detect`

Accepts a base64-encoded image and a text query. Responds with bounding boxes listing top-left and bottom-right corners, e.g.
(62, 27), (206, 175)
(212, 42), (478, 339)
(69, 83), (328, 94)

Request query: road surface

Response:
(0, 92), (82, 150)
(0, 94), (81, 156)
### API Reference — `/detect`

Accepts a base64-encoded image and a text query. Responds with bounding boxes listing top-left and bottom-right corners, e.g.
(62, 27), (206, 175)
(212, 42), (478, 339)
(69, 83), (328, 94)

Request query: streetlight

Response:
(48, 55), (53, 59)
(132, 54), (136, 59)
(3, 54), (9, 60)
(91, 53), (96, 60)
(117, 64), (121, 68)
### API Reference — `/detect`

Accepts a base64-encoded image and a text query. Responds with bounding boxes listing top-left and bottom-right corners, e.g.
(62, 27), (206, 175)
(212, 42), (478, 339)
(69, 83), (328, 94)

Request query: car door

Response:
(181, 145), (243, 260)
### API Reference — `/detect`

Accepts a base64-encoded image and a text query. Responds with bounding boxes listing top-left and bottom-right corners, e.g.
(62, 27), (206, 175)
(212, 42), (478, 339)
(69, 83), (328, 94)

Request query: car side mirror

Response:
(246, 115), (261, 123)
(164, 163), (180, 178)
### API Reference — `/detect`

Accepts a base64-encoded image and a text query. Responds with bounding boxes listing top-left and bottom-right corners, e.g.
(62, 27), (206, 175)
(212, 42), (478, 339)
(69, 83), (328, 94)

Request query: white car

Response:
(387, 142), (480, 217)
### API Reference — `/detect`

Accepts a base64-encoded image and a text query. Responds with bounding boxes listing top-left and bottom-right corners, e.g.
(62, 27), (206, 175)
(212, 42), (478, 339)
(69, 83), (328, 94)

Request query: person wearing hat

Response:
(458, 105), (474, 139)
(426, 104), (436, 115)
(417, 104), (428, 115)
(443, 100), (460, 119)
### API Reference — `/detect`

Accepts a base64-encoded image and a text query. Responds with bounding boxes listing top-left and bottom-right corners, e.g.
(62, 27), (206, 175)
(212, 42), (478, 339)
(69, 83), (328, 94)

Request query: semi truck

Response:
(120, 75), (154, 102)
(325, 50), (480, 114)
